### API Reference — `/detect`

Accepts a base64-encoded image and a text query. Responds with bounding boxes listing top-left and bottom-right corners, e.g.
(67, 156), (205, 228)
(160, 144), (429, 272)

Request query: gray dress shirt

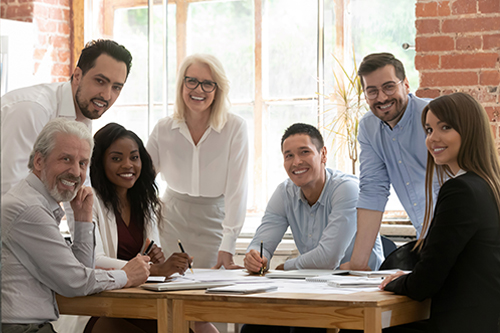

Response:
(1, 173), (127, 324)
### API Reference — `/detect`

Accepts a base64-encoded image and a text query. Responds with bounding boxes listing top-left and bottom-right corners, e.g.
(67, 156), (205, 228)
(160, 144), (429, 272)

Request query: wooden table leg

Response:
(364, 307), (382, 333)
(157, 299), (169, 333)
(172, 299), (189, 333)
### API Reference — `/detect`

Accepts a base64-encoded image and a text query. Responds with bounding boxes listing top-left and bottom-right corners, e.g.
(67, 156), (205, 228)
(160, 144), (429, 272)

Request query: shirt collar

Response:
(25, 173), (65, 222)
(380, 93), (415, 130)
(296, 168), (331, 206)
(171, 118), (215, 144)
(452, 169), (467, 178)
(59, 81), (77, 118)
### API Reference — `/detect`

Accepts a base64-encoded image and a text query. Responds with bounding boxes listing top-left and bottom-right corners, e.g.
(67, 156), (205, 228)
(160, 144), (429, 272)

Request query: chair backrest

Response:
(381, 235), (397, 258)
(379, 240), (420, 271)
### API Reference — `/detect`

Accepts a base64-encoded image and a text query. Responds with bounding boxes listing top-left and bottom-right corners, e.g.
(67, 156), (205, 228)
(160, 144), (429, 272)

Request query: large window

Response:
(83, 0), (418, 233)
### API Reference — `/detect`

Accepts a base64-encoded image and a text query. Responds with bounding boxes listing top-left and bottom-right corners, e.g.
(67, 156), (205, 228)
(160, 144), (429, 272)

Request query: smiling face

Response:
(425, 110), (462, 175)
(34, 133), (90, 202)
(362, 64), (410, 128)
(282, 134), (327, 193)
(103, 137), (142, 194)
(72, 54), (128, 120)
(182, 62), (216, 117)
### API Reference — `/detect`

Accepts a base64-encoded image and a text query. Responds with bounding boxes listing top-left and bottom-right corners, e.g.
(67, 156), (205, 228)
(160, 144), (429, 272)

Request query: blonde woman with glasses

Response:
(146, 54), (249, 271)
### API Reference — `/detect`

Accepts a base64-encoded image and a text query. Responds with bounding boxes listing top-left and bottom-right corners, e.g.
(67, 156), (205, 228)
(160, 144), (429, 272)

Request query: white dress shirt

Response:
(1, 81), (91, 238)
(1, 81), (91, 195)
(146, 113), (249, 254)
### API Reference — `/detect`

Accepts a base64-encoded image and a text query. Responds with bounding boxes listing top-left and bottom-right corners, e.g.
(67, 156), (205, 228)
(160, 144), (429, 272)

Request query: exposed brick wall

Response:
(1, 0), (71, 83)
(415, 0), (500, 138)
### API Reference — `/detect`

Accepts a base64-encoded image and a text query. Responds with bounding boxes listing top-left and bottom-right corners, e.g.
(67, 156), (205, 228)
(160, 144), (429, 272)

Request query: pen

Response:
(259, 240), (264, 276)
(178, 239), (194, 274)
(143, 240), (155, 256)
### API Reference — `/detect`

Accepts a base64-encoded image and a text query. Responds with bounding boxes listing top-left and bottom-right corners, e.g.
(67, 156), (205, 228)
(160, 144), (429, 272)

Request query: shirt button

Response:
(398, 160), (402, 164)
(309, 234), (312, 238)
(406, 182), (410, 185)
(392, 138), (396, 141)
(414, 203), (417, 206)
(310, 213), (314, 217)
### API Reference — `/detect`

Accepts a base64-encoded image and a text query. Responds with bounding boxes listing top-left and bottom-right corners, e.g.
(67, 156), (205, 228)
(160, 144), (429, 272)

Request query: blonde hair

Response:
(417, 92), (500, 250)
(173, 54), (230, 131)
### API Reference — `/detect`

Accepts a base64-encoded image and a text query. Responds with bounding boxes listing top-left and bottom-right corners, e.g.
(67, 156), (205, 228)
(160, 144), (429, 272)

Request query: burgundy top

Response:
(116, 212), (144, 261)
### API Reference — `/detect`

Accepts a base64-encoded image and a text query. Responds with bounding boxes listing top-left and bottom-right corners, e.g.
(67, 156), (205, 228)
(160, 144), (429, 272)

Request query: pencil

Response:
(259, 240), (264, 276)
(178, 239), (194, 274)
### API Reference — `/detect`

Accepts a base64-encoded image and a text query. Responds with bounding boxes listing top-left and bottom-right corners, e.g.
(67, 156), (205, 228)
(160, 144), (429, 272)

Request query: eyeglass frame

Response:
(364, 80), (403, 100)
(183, 76), (218, 93)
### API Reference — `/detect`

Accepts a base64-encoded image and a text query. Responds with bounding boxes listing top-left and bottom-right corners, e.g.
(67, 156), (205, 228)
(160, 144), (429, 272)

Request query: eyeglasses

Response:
(184, 76), (217, 93)
(364, 80), (403, 100)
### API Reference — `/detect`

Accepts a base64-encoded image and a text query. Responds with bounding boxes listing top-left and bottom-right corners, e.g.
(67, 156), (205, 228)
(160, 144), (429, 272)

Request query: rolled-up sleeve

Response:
(357, 120), (391, 212)
(246, 184), (289, 263)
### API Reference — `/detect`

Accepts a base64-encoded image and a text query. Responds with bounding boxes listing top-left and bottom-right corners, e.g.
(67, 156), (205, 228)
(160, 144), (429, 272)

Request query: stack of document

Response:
(349, 269), (411, 277)
(206, 284), (278, 294)
(265, 269), (349, 279)
(325, 276), (384, 288)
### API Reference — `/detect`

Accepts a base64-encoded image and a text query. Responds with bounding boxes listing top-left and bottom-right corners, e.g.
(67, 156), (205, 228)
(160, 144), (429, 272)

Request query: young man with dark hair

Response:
(340, 52), (433, 272)
(1, 39), (132, 195)
(242, 123), (383, 333)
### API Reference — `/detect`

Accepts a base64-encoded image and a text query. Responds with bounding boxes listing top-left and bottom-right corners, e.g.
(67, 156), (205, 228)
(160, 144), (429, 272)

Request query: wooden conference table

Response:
(57, 287), (430, 333)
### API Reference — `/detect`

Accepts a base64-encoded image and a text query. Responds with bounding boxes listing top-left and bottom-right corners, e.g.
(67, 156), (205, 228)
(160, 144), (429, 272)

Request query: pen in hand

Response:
(259, 240), (265, 276)
(143, 240), (155, 256)
(178, 239), (194, 274)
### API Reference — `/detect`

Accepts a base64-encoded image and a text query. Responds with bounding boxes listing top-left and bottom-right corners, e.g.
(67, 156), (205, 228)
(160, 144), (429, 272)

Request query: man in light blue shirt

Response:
(341, 53), (431, 272)
(244, 123), (383, 274)
(242, 123), (383, 333)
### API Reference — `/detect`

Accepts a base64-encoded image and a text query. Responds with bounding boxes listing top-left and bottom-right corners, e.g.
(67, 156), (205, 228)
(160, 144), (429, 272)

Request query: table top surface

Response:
(61, 286), (416, 308)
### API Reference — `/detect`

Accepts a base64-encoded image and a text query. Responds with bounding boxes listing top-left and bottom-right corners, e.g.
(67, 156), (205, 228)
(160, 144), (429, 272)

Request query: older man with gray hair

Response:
(1, 118), (150, 333)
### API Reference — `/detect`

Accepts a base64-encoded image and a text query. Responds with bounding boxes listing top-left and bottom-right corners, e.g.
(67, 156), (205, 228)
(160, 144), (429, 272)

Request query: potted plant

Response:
(321, 53), (367, 175)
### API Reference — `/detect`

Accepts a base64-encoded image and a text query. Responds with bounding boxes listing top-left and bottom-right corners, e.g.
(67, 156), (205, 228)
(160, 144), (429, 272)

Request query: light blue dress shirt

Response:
(357, 93), (432, 236)
(247, 168), (384, 270)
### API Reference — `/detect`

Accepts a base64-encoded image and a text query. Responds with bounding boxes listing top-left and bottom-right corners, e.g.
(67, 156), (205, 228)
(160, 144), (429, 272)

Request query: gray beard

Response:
(41, 170), (79, 202)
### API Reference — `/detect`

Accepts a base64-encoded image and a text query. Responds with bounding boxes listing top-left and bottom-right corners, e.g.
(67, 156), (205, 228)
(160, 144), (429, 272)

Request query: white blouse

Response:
(146, 113), (249, 254)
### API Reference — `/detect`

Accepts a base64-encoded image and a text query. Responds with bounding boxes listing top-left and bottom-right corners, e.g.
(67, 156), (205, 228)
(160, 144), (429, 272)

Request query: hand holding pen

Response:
(143, 239), (165, 264)
(243, 243), (268, 274)
(178, 240), (194, 274)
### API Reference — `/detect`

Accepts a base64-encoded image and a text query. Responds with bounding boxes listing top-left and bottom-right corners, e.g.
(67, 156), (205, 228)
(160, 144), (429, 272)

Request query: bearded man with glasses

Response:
(340, 53), (435, 272)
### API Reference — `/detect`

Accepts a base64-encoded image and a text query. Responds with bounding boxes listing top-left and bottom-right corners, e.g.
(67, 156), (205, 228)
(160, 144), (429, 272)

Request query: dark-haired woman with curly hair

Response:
(61, 123), (192, 333)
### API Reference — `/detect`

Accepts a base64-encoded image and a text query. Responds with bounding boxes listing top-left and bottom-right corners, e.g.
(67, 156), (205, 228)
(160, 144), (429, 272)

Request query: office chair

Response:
(381, 235), (397, 258)
(379, 240), (420, 270)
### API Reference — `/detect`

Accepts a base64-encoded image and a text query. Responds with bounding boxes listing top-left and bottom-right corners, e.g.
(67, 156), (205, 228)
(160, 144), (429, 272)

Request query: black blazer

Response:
(386, 172), (500, 333)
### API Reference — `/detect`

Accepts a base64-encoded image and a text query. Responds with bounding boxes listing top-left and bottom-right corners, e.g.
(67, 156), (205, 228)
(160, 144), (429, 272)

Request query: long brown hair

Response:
(417, 92), (500, 250)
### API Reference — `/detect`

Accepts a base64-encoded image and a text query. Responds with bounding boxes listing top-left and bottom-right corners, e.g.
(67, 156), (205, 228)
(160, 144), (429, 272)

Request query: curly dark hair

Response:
(90, 123), (161, 232)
